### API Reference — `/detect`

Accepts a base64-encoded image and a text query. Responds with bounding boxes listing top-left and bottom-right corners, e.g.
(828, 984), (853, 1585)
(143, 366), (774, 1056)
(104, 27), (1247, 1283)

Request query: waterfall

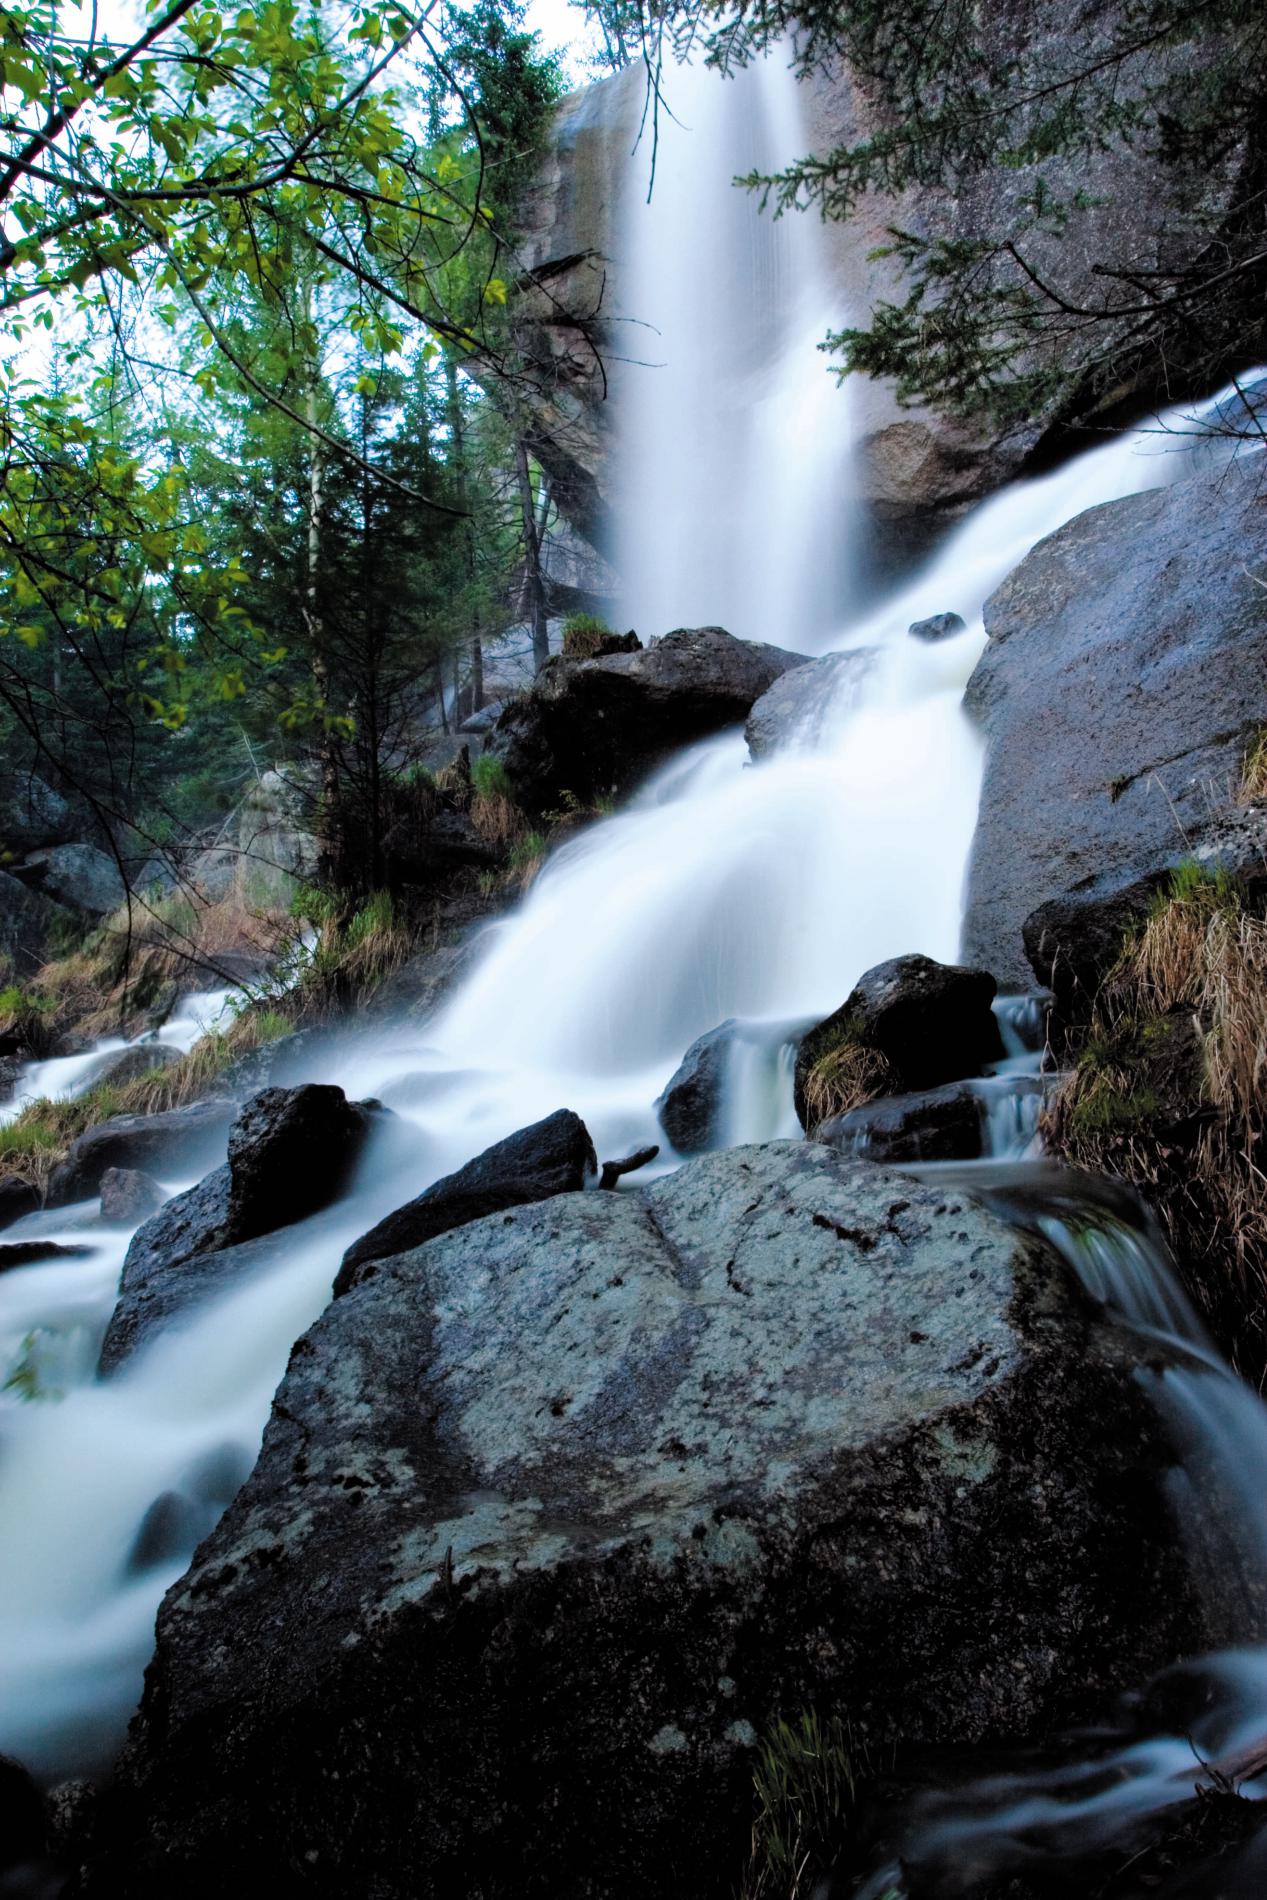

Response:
(0, 58), (1261, 1873)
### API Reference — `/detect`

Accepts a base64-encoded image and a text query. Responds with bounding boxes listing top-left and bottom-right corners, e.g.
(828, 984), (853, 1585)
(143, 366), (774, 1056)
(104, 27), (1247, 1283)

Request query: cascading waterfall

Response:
(1, 48), (1265, 1889)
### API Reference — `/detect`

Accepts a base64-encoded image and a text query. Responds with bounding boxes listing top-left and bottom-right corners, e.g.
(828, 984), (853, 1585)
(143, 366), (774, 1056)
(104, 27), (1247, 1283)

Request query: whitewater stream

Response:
(2, 45), (1266, 1893)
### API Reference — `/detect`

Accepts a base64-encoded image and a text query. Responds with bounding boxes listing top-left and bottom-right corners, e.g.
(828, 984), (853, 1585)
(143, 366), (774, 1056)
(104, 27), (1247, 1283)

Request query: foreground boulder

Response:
(335, 1107), (596, 1294)
(962, 453), (1267, 987)
(86, 1142), (1201, 1899)
(743, 649), (875, 760)
(487, 626), (807, 810)
(101, 1086), (383, 1370)
(793, 954), (1001, 1127)
(654, 1021), (738, 1153)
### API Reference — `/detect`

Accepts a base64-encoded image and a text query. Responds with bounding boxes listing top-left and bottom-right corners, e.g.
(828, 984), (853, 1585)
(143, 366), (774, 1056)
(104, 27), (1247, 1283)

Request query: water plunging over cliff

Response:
(0, 61), (1261, 1880)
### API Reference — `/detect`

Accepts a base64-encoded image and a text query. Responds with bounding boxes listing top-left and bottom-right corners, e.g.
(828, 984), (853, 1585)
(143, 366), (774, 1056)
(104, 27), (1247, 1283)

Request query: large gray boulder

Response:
(0, 770), (74, 851)
(87, 1143), (1200, 1899)
(0, 868), (69, 971)
(23, 842), (125, 915)
(743, 649), (876, 760)
(962, 453), (1267, 987)
(488, 626), (808, 811)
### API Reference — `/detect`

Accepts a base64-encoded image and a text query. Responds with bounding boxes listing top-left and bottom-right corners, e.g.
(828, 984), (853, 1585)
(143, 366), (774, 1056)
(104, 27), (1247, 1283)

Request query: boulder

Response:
(335, 1107), (596, 1295)
(0, 1240), (93, 1272)
(962, 453), (1267, 987)
(654, 1021), (737, 1153)
(46, 1100), (237, 1207)
(0, 1750), (46, 1881)
(111, 1164), (232, 1304)
(487, 627), (808, 810)
(793, 954), (1002, 1126)
(99, 1226), (298, 1373)
(0, 1177), (41, 1230)
(0, 868), (71, 972)
(89, 1041), (182, 1092)
(743, 649), (876, 760)
(819, 1080), (986, 1162)
(908, 611), (967, 642)
(0, 769), (74, 851)
(22, 842), (125, 916)
(456, 701), (504, 736)
(236, 766), (322, 908)
(87, 1143), (1201, 1899)
(226, 1085), (379, 1245)
(99, 1168), (168, 1225)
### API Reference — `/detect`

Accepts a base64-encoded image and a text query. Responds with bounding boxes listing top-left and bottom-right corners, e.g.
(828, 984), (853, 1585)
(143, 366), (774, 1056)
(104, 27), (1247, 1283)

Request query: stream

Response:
(1, 46), (1266, 1894)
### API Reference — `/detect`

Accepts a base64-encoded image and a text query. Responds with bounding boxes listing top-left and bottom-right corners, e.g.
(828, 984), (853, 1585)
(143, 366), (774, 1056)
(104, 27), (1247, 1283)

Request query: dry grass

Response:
(1044, 863), (1267, 1378)
(0, 1006), (293, 1192)
(802, 1040), (893, 1134)
(289, 890), (411, 1021)
(1239, 726), (1267, 804)
(471, 790), (526, 849)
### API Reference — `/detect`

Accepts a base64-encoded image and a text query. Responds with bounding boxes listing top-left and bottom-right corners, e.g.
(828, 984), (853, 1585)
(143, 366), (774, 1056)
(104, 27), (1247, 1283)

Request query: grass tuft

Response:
(740, 1712), (863, 1900)
(802, 1038), (892, 1134)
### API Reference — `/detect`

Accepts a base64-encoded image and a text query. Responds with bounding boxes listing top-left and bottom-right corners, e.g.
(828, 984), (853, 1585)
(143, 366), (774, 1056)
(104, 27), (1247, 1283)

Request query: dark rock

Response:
(99, 1168), (167, 1225)
(743, 649), (877, 760)
(87, 1143), (1205, 1900)
(46, 1778), (98, 1865)
(0, 868), (71, 973)
(21, 842), (125, 916)
(793, 954), (1002, 1125)
(561, 627), (641, 660)
(488, 626), (808, 811)
(383, 808), (500, 888)
(113, 1165), (232, 1300)
(1022, 879), (1164, 1020)
(0, 1179), (41, 1231)
(335, 1107), (596, 1295)
(456, 701), (504, 736)
(99, 1226), (299, 1373)
(127, 1492), (208, 1572)
(0, 1241), (93, 1272)
(819, 1080), (986, 1162)
(908, 611), (967, 642)
(0, 770), (75, 852)
(46, 1100), (237, 1207)
(0, 1751), (45, 1875)
(226, 1085), (378, 1245)
(654, 1020), (738, 1153)
(962, 454), (1267, 986)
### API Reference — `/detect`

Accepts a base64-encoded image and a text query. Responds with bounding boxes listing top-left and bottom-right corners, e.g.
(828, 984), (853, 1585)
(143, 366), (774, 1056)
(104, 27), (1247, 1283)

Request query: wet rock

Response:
(743, 649), (876, 760)
(0, 1179), (41, 1231)
(99, 1168), (167, 1225)
(908, 611), (967, 642)
(46, 1778), (99, 1865)
(98, 1226), (299, 1373)
(0, 1240), (93, 1272)
(88, 1143), (1203, 1900)
(336, 1106), (597, 1296)
(487, 626), (808, 811)
(226, 1085), (378, 1245)
(21, 842), (125, 916)
(1022, 879), (1164, 1022)
(127, 1492), (207, 1572)
(962, 454), (1267, 986)
(46, 1100), (237, 1207)
(793, 954), (1002, 1126)
(113, 1164), (232, 1298)
(819, 1080), (986, 1162)
(654, 1020), (738, 1153)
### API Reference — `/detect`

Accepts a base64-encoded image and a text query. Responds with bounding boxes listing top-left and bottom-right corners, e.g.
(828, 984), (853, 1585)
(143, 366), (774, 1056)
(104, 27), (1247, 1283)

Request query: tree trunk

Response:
(514, 435), (550, 674)
(445, 357), (485, 711)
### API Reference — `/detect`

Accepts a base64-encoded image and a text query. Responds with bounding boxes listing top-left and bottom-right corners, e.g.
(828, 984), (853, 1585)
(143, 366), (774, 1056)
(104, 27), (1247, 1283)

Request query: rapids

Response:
(1, 44), (1265, 1894)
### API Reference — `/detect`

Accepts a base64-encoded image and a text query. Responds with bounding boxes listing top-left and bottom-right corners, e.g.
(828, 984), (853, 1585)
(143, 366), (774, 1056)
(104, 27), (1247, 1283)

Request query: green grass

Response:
(741, 1712), (862, 1900)
(471, 753), (512, 801)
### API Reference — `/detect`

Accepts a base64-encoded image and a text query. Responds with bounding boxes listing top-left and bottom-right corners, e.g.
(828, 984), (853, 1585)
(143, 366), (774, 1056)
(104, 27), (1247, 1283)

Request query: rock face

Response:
(46, 1101), (237, 1207)
(743, 649), (876, 760)
(235, 766), (322, 908)
(507, 21), (1246, 582)
(89, 1142), (1200, 1899)
(0, 769), (75, 852)
(962, 454), (1267, 988)
(21, 842), (125, 915)
(487, 626), (807, 810)
(793, 954), (1001, 1126)
(335, 1107), (596, 1295)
